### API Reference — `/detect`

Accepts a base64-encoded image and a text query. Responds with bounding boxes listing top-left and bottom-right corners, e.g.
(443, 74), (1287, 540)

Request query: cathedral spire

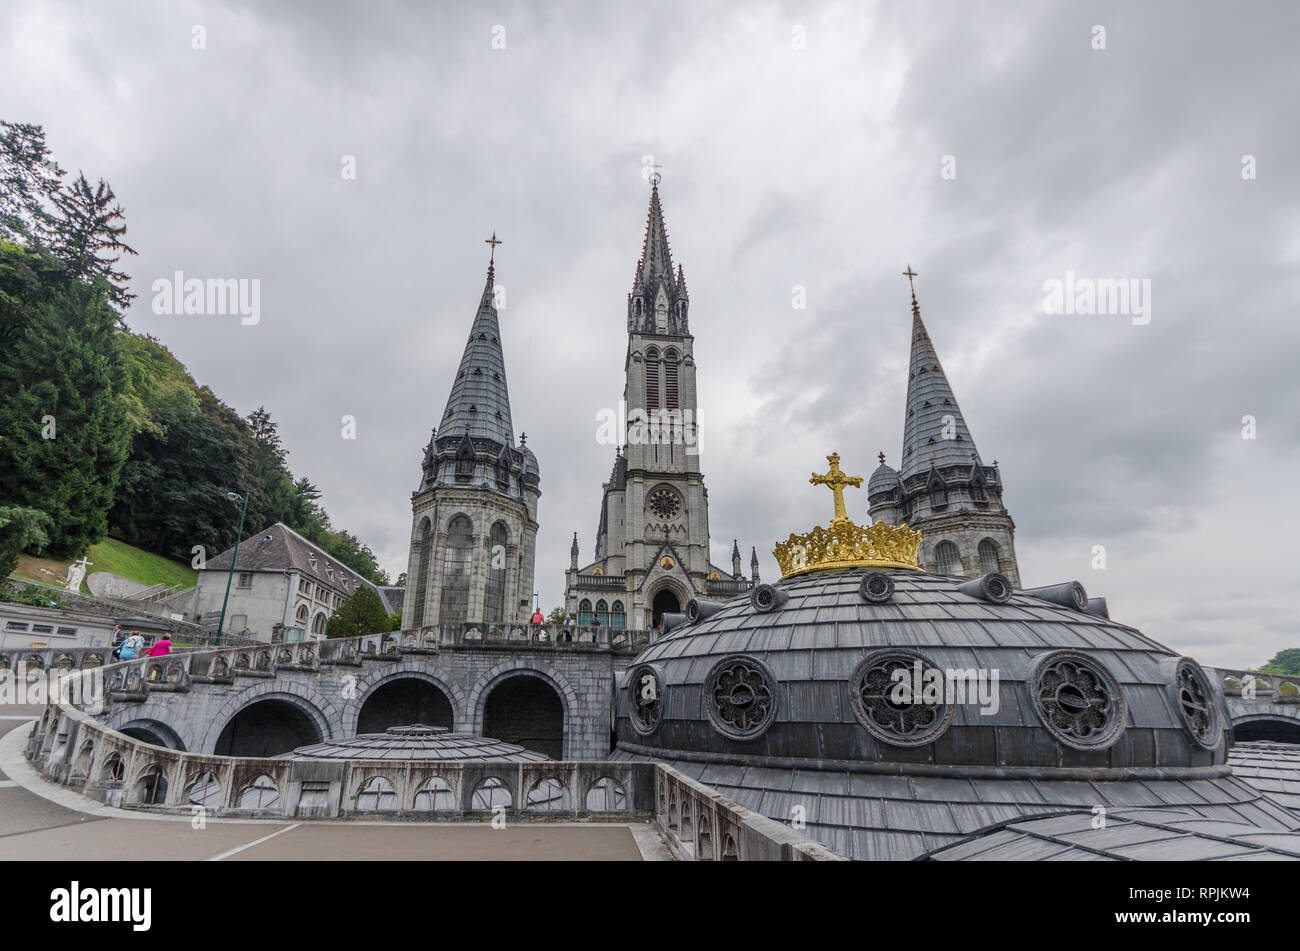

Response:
(628, 178), (689, 334)
(899, 270), (982, 480)
(637, 179), (675, 287)
(438, 241), (515, 446)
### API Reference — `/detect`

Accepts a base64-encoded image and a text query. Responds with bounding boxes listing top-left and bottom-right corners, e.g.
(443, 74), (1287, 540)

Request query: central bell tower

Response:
(565, 179), (751, 630)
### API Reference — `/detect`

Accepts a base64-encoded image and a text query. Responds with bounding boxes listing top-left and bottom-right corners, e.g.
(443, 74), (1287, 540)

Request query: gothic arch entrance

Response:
(482, 674), (564, 758)
(652, 588), (681, 628)
(357, 678), (454, 734)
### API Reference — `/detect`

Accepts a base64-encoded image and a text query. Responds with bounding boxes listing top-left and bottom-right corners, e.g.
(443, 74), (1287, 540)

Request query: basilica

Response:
(400, 179), (1020, 632)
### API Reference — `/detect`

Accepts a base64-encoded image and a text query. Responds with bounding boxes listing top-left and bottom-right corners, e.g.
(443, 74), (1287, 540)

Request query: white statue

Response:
(63, 556), (92, 592)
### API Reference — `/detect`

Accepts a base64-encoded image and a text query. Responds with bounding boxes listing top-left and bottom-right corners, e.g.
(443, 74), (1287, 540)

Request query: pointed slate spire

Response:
(636, 180), (675, 288)
(570, 531), (579, 570)
(899, 272), (982, 480)
(439, 256), (515, 446)
(750, 545), (760, 582)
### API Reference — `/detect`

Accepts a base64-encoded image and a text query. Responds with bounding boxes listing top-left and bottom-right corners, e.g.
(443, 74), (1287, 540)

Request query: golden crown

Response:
(773, 453), (923, 579)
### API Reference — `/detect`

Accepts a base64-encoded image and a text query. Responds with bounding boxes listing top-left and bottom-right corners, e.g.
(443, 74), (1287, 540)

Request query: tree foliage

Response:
(0, 505), (54, 579)
(0, 246), (129, 557)
(1260, 649), (1300, 676)
(324, 585), (398, 638)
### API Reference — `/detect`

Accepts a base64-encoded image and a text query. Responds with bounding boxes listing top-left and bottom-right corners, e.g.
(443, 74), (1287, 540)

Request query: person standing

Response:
(118, 630), (144, 661)
(145, 635), (173, 657)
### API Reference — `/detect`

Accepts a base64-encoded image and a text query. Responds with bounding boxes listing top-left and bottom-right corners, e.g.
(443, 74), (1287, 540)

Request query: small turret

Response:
(732, 539), (742, 579)
(750, 546), (760, 583)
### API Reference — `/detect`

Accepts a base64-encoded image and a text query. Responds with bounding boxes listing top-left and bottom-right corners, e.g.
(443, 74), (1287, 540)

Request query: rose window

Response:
(648, 489), (681, 521)
(705, 656), (777, 739)
(1176, 659), (1220, 749)
(1031, 651), (1126, 750)
(850, 650), (953, 747)
(629, 664), (663, 735)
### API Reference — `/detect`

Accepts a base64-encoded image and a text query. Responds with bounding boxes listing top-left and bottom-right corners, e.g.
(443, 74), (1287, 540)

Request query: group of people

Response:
(527, 609), (601, 643)
(110, 625), (173, 661)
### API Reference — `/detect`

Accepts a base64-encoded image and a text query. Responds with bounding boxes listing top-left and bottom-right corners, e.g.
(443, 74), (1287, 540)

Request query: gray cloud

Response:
(4, 0), (1297, 668)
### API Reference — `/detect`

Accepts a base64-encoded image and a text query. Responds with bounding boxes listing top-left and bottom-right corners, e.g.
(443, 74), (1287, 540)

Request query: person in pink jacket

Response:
(145, 636), (172, 657)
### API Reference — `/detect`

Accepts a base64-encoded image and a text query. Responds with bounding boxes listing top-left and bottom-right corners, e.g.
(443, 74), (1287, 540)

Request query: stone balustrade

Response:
(23, 700), (840, 859)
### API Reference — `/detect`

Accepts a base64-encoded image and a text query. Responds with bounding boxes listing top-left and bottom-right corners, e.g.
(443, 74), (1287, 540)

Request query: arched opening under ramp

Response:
(482, 673), (564, 759)
(357, 678), (454, 734)
(214, 698), (324, 757)
(118, 718), (187, 751)
(1234, 717), (1300, 744)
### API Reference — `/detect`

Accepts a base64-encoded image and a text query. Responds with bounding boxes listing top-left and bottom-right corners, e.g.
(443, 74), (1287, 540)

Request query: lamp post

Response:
(215, 490), (249, 646)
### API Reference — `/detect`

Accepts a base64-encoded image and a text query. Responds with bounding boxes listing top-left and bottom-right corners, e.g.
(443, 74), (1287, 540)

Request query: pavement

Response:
(0, 711), (668, 861)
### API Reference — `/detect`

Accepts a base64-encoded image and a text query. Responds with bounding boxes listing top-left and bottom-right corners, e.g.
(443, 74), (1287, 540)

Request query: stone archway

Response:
(356, 677), (454, 734)
(212, 696), (326, 757)
(652, 588), (681, 628)
(482, 674), (564, 759)
(117, 718), (187, 751)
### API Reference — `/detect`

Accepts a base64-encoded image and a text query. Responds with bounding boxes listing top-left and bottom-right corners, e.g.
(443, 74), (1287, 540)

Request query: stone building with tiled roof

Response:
(198, 522), (392, 640)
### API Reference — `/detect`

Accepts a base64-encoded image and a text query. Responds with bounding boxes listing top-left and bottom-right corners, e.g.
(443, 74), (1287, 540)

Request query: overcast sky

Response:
(5, 0), (1297, 667)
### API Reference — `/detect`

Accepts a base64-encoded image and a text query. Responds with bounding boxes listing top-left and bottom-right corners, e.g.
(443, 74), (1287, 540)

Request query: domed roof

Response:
(867, 461), (901, 495)
(617, 569), (1223, 770)
(520, 444), (539, 477)
(609, 567), (1286, 859)
(287, 724), (549, 762)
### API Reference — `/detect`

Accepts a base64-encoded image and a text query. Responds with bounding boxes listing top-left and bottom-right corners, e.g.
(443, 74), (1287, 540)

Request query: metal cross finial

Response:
(809, 452), (864, 523)
(649, 163), (663, 186)
(485, 231), (502, 266)
(903, 264), (918, 295)
(878, 450), (886, 465)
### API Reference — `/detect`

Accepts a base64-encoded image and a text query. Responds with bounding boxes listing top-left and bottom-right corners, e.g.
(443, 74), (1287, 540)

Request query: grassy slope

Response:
(12, 536), (196, 592)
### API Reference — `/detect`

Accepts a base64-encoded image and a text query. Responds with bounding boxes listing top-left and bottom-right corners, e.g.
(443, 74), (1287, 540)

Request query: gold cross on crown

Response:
(809, 452), (863, 523)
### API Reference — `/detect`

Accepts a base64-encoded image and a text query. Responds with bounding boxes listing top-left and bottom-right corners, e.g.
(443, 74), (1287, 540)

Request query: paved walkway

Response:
(0, 712), (666, 861)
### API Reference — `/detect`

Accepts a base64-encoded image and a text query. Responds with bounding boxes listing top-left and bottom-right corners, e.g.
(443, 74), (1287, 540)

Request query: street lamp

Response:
(215, 490), (249, 646)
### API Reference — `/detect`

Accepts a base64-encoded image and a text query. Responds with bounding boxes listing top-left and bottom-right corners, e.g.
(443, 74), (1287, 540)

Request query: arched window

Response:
(295, 603), (309, 624)
(312, 612), (327, 636)
(595, 599), (608, 626)
(978, 539), (1001, 574)
(484, 521), (509, 623)
(412, 517), (432, 626)
(440, 515), (473, 624)
(578, 599), (593, 626)
(663, 349), (679, 411)
(930, 481), (947, 509)
(933, 541), (961, 576)
(610, 600), (626, 630)
(645, 348), (661, 412)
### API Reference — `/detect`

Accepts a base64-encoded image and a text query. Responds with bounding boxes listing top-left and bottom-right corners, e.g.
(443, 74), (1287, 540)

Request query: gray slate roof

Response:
(610, 565), (1282, 860)
(624, 757), (1299, 860)
(287, 725), (548, 762)
(438, 267), (516, 446)
(1229, 741), (1300, 815)
(204, 522), (379, 601)
(900, 298), (983, 480)
(919, 807), (1300, 861)
(617, 569), (1217, 771)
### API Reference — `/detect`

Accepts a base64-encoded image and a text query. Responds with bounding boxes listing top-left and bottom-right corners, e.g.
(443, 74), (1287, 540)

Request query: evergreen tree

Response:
(0, 505), (54, 579)
(0, 249), (129, 557)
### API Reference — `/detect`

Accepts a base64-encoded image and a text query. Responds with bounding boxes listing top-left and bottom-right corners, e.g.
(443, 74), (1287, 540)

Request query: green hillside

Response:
(13, 536), (195, 592)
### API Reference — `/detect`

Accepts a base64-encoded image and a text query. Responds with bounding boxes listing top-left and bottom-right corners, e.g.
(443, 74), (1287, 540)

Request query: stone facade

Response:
(91, 636), (632, 761)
